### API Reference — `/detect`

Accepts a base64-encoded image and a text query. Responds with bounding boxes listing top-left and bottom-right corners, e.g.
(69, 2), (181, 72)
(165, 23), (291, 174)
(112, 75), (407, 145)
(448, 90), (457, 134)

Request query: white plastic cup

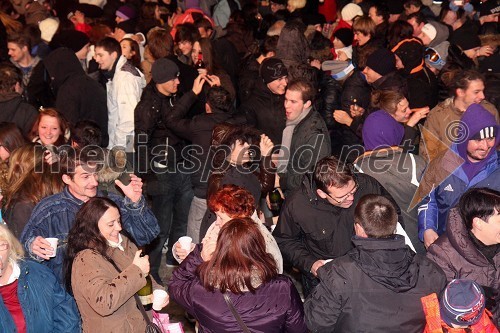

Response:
(45, 238), (58, 257)
(152, 289), (169, 311)
(178, 236), (192, 252)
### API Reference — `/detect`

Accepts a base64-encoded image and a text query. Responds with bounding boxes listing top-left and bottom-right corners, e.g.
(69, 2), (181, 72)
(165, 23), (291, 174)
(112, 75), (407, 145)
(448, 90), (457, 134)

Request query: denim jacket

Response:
(20, 187), (159, 282)
(0, 260), (81, 333)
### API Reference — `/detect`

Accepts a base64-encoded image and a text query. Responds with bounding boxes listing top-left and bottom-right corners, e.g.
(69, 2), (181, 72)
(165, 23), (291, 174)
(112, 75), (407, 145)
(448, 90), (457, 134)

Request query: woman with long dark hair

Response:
(64, 197), (167, 333)
(169, 217), (307, 332)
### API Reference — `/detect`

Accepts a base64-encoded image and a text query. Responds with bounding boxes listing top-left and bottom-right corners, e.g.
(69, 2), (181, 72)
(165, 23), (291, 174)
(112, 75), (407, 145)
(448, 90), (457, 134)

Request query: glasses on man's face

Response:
(0, 243), (9, 251)
(326, 182), (359, 204)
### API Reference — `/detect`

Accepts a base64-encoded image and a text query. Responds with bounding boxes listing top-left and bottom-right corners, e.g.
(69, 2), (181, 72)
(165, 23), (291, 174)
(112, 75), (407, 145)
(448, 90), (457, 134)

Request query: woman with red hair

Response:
(173, 184), (283, 273)
(169, 217), (306, 332)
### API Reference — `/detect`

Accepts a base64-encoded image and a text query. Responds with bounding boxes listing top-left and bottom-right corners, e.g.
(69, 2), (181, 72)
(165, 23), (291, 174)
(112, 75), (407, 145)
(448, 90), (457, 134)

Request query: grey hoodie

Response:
(429, 21), (450, 47)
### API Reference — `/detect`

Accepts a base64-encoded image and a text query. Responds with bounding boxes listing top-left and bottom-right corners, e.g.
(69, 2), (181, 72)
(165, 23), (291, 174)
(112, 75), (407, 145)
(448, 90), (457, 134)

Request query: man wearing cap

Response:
(363, 47), (407, 93)
(94, 37), (145, 152)
(304, 194), (446, 332)
(426, 188), (500, 326)
(420, 69), (499, 162)
(134, 58), (204, 283)
(418, 21), (450, 49)
(241, 57), (288, 145)
(416, 103), (500, 249)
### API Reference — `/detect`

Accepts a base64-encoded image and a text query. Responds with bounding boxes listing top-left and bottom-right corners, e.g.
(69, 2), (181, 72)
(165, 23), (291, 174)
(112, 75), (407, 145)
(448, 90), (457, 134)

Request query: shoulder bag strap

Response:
(104, 255), (153, 325)
(223, 293), (251, 333)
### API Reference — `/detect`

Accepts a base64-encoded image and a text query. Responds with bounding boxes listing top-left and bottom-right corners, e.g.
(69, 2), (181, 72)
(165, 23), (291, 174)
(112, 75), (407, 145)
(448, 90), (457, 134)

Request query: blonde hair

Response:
(0, 224), (25, 262)
(4, 143), (64, 209)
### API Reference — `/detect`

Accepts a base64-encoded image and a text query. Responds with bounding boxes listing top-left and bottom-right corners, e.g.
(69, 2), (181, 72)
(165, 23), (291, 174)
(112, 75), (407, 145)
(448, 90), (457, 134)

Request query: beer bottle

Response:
(269, 188), (284, 217)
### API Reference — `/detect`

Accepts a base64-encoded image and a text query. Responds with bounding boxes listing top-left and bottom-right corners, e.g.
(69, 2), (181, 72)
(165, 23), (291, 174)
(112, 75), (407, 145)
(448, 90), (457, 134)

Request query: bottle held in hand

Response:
(269, 188), (284, 217)
(137, 274), (153, 311)
(195, 52), (205, 70)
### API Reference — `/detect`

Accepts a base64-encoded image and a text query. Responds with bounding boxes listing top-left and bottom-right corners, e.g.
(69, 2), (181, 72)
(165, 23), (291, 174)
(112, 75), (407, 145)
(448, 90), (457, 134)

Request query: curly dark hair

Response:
(64, 197), (120, 293)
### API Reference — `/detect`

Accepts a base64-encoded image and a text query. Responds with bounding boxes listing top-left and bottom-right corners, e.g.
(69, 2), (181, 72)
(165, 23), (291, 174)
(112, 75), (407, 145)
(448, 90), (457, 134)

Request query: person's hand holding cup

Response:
(152, 289), (169, 311)
(31, 236), (58, 260)
(178, 236), (192, 252)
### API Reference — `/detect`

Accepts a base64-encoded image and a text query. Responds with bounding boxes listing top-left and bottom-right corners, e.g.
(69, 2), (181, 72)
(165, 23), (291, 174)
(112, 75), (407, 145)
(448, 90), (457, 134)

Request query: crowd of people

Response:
(0, 0), (499, 331)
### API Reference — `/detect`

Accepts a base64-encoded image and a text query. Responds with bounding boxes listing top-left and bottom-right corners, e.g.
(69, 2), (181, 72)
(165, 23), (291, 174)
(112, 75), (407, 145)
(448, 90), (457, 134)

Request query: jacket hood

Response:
(43, 47), (85, 92)
(429, 21), (450, 47)
(446, 208), (490, 267)
(349, 235), (419, 292)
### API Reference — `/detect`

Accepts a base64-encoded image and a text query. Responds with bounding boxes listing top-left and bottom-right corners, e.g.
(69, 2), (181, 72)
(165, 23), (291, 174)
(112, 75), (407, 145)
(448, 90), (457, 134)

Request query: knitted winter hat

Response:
(39, 17), (59, 42)
(440, 279), (486, 327)
(116, 5), (136, 20)
(391, 38), (424, 74)
(366, 48), (396, 76)
(116, 20), (136, 34)
(341, 3), (363, 21)
(334, 28), (354, 47)
(421, 23), (437, 42)
(152, 58), (180, 84)
(322, 60), (355, 81)
(260, 58), (288, 84)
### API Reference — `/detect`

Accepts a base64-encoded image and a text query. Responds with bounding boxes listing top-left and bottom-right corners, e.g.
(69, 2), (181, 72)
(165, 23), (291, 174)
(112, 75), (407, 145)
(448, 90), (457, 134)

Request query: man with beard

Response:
(416, 103), (500, 248)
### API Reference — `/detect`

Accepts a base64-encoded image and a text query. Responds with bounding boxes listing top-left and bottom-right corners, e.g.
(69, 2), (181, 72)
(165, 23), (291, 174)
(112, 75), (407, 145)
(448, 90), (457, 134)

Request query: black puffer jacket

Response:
(273, 173), (397, 274)
(427, 208), (500, 327)
(240, 81), (286, 145)
(43, 47), (108, 146)
(304, 236), (447, 333)
(0, 93), (37, 135)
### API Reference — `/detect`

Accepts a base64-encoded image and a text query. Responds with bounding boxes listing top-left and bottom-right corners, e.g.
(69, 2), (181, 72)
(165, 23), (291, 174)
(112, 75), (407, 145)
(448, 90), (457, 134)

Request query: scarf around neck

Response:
(277, 107), (311, 172)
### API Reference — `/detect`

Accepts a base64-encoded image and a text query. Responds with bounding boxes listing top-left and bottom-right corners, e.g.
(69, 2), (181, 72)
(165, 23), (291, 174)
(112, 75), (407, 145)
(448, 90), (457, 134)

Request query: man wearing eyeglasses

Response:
(273, 156), (402, 296)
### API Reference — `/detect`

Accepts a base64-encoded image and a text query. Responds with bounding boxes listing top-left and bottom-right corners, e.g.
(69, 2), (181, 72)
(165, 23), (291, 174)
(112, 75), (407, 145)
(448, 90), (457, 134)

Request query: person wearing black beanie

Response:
(363, 48), (396, 82)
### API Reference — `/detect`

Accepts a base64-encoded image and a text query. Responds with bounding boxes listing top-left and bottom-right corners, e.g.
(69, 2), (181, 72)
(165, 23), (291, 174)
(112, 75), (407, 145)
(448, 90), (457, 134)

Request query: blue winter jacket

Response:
(20, 187), (159, 282)
(418, 149), (500, 240)
(0, 260), (81, 332)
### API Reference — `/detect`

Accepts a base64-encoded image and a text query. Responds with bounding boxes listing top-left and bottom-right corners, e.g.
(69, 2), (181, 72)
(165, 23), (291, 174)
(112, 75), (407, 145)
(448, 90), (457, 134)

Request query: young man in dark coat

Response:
(304, 194), (446, 333)
(277, 78), (331, 193)
(273, 156), (404, 296)
(240, 57), (287, 145)
(43, 47), (109, 146)
(0, 63), (37, 135)
(134, 58), (205, 283)
(165, 85), (246, 243)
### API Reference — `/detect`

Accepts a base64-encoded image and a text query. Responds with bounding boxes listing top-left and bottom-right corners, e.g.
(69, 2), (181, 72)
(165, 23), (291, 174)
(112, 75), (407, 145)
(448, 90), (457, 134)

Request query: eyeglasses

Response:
(326, 182), (359, 204)
(424, 48), (445, 66)
(0, 243), (9, 251)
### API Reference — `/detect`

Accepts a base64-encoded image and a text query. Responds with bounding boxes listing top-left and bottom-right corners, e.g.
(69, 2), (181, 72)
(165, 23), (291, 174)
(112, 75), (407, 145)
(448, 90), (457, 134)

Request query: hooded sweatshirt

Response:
(455, 104), (500, 181)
